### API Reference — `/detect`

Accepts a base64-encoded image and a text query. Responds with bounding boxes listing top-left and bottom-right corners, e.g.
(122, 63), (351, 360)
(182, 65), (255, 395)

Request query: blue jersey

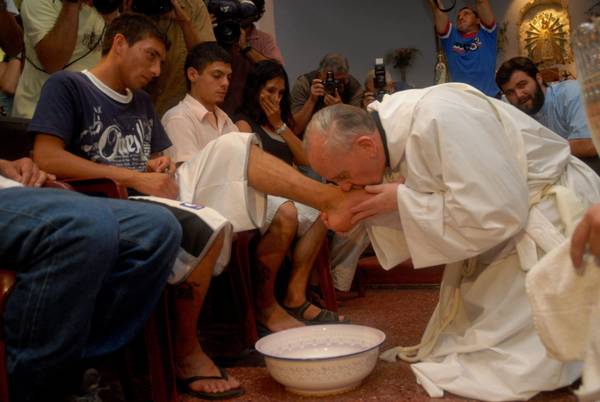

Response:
(29, 70), (171, 172)
(440, 22), (499, 97)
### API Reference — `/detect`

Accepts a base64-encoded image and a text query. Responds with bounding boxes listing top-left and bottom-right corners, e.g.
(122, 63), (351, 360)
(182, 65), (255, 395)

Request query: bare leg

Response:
(247, 146), (371, 232)
(283, 220), (344, 320)
(255, 202), (304, 332)
(173, 232), (240, 394)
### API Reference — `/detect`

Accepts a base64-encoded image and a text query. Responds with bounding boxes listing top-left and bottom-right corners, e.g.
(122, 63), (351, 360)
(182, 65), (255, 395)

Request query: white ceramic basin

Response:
(255, 324), (386, 396)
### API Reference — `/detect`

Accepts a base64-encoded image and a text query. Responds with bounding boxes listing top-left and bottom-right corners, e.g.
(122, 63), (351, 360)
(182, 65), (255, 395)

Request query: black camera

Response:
(131, 0), (173, 16)
(91, 0), (122, 15)
(373, 58), (387, 102)
(323, 71), (338, 96)
(206, 0), (259, 47)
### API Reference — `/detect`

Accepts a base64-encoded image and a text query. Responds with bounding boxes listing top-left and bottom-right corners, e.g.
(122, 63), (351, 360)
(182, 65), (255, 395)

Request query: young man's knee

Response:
(272, 202), (299, 234)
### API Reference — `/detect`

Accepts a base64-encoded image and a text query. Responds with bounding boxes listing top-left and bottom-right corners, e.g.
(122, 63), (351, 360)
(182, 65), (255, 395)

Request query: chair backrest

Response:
(0, 117), (33, 161)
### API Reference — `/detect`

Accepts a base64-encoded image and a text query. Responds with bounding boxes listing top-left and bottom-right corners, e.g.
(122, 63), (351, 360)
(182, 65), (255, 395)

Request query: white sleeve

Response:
(396, 92), (529, 268)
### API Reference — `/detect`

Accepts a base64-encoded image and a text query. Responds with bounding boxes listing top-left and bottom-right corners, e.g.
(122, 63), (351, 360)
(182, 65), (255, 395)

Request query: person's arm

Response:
(564, 83), (596, 158)
(427, 0), (450, 35)
(476, 0), (495, 28)
(33, 0), (84, 73)
(0, 58), (22, 95)
(33, 134), (179, 199)
(0, 0), (23, 56)
(569, 139), (597, 158)
(246, 145), (370, 233)
(170, 0), (201, 49)
(0, 157), (55, 187)
(291, 77), (324, 135)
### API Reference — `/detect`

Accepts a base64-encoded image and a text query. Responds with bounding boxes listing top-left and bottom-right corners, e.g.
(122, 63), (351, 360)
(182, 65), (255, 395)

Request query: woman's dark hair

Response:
(238, 59), (294, 129)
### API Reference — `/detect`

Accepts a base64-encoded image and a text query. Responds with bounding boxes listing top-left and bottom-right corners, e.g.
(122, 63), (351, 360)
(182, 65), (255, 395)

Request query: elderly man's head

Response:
(304, 104), (386, 191)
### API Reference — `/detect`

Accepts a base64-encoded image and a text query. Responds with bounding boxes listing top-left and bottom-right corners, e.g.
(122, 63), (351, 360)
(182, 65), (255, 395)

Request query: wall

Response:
(273, 0), (597, 89)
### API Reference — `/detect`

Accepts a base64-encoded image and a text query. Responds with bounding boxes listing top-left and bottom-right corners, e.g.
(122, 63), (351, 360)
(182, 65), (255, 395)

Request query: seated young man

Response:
(29, 14), (242, 400)
(0, 157), (181, 402)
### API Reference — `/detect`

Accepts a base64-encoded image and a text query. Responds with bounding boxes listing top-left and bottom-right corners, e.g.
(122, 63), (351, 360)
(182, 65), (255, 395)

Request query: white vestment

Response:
(369, 84), (600, 401)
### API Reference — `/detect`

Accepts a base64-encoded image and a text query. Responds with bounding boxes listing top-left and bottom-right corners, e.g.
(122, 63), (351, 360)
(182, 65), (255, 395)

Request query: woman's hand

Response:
(260, 95), (283, 130)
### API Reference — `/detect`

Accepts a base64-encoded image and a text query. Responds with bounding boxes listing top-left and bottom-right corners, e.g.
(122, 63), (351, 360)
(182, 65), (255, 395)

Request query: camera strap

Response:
(25, 24), (106, 75)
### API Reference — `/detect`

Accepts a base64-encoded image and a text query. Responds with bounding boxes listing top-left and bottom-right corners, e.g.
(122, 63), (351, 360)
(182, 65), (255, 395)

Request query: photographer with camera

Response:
(129, 0), (216, 116)
(11, 0), (120, 118)
(290, 53), (363, 136)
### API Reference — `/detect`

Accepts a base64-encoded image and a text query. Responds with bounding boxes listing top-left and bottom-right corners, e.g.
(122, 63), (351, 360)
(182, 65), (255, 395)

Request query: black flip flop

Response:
(176, 367), (245, 400)
(284, 300), (351, 325)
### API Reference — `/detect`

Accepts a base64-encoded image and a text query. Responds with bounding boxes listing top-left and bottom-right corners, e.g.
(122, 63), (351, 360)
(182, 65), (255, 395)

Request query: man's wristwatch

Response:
(274, 123), (287, 135)
(240, 45), (252, 55)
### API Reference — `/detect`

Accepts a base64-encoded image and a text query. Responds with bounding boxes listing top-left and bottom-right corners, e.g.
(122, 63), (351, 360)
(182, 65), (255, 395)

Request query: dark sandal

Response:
(176, 367), (245, 400)
(284, 300), (350, 325)
(256, 321), (273, 338)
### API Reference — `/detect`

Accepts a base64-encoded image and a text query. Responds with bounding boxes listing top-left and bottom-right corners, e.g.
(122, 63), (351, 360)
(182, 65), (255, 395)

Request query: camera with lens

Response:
(131, 0), (174, 16)
(373, 58), (387, 102)
(205, 0), (261, 47)
(323, 71), (338, 96)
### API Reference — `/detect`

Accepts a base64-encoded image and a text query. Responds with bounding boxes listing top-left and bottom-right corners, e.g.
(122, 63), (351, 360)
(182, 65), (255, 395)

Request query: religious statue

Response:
(434, 52), (448, 85)
(519, 2), (572, 69)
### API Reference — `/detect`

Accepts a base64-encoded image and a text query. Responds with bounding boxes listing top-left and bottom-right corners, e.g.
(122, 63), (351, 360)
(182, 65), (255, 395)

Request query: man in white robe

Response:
(303, 83), (600, 401)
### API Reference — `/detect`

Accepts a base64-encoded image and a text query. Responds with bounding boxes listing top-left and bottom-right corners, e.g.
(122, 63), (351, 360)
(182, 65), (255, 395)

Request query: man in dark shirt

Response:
(31, 14), (243, 400)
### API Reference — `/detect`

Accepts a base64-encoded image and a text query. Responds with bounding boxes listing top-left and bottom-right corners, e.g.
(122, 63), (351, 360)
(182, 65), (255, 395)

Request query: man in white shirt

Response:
(12, 0), (116, 118)
(303, 85), (600, 401)
(162, 42), (237, 165)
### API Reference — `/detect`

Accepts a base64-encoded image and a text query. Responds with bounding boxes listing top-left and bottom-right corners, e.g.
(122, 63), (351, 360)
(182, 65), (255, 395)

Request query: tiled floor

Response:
(212, 288), (577, 402)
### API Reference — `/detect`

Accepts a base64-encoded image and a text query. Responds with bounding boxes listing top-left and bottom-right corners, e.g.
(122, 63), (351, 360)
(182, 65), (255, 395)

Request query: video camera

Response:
(323, 71), (338, 96)
(373, 58), (387, 102)
(206, 0), (261, 47)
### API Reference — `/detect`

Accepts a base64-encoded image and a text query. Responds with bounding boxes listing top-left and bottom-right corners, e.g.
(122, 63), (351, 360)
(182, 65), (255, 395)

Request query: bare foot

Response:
(257, 303), (304, 332)
(175, 350), (240, 394)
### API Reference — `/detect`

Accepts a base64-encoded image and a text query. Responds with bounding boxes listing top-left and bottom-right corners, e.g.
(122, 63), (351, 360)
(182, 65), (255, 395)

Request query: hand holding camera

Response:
(324, 88), (342, 106)
(309, 78), (326, 102)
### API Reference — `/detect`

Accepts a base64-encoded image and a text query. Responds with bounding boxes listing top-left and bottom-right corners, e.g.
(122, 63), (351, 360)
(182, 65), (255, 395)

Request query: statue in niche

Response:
(525, 12), (566, 66)
(519, 2), (572, 69)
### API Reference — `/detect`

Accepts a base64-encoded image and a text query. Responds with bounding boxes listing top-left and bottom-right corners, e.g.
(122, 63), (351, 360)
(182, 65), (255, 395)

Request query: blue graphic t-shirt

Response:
(440, 22), (499, 97)
(29, 70), (171, 172)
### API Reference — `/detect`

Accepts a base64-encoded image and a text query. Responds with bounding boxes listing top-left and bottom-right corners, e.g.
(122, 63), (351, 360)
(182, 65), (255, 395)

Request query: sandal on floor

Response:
(284, 300), (350, 325)
(176, 367), (245, 400)
(256, 321), (273, 338)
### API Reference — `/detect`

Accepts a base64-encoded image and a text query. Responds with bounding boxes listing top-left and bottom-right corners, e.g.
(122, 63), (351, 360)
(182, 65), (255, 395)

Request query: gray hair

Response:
(304, 104), (377, 153)
(318, 53), (349, 74)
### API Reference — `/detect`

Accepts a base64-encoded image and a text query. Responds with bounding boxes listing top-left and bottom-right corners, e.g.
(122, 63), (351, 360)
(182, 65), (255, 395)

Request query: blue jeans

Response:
(0, 188), (182, 401)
